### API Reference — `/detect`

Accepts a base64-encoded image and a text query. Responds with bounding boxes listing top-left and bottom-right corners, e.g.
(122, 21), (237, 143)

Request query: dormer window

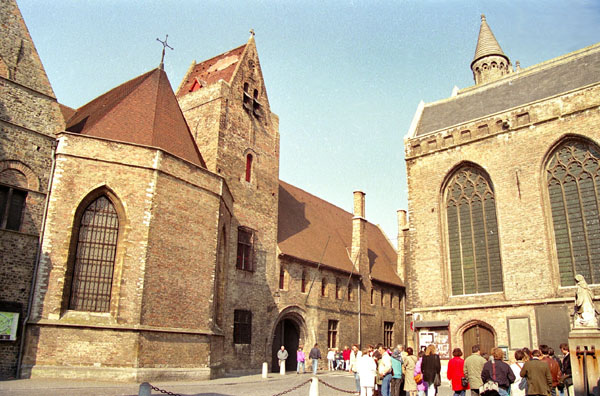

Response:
(189, 80), (202, 92)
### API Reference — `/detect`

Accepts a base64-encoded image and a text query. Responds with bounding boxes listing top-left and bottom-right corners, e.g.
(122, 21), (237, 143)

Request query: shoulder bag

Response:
(480, 362), (499, 395)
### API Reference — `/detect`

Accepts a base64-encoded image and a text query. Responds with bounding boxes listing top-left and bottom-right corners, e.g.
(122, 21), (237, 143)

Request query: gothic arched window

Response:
(446, 165), (503, 295)
(67, 195), (119, 312)
(546, 138), (600, 286)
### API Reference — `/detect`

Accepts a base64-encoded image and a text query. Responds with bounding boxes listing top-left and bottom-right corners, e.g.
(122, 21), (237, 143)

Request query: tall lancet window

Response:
(68, 195), (119, 312)
(546, 138), (600, 286)
(446, 165), (503, 295)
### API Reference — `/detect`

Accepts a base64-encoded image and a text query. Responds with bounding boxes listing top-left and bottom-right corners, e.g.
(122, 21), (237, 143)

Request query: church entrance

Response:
(462, 322), (495, 357)
(272, 318), (300, 372)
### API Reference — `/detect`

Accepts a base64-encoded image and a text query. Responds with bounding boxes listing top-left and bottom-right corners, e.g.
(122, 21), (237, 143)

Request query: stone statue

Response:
(574, 274), (599, 328)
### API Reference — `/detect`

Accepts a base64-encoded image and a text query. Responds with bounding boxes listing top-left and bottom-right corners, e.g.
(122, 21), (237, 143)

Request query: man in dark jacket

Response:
(309, 343), (321, 375)
(559, 343), (573, 396)
(520, 350), (552, 396)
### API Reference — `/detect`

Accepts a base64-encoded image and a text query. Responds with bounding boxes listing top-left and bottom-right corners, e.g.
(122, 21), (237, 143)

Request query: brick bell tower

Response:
(176, 33), (280, 369)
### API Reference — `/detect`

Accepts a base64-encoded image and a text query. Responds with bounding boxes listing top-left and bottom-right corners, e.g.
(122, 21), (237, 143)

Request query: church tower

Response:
(471, 14), (512, 85)
(177, 34), (280, 370)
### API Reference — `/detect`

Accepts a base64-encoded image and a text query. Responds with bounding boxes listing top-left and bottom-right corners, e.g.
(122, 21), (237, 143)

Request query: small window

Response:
(321, 278), (328, 297)
(233, 309), (252, 344)
(328, 320), (338, 349)
(236, 227), (254, 271)
(245, 154), (253, 182)
(189, 80), (201, 92)
(301, 270), (307, 293)
(243, 82), (251, 111)
(0, 184), (27, 231)
(370, 288), (374, 304)
(381, 290), (385, 306)
(279, 267), (285, 290)
(347, 282), (353, 301)
(253, 89), (261, 117)
(390, 293), (394, 309)
(335, 278), (341, 299)
(384, 322), (394, 347)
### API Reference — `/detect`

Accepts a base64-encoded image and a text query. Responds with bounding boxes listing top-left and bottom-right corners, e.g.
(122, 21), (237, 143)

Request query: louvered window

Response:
(547, 139), (600, 286)
(236, 227), (254, 271)
(446, 166), (503, 295)
(68, 196), (119, 312)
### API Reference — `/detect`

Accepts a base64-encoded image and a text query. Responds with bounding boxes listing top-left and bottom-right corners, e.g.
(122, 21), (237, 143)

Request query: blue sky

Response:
(18, 0), (600, 242)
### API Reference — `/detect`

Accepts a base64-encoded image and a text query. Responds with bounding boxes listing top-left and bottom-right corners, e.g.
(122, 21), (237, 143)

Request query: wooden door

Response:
(463, 324), (495, 357)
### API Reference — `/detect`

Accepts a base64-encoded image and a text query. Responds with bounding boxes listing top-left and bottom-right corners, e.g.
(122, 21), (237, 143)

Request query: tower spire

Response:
(156, 34), (173, 70)
(470, 14), (511, 85)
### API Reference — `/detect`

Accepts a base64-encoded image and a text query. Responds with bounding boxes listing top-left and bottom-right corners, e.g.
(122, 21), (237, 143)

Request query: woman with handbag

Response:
(414, 351), (428, 396)
(447, 348), (469, 396)
(481, 348), (515, 396)
(422, 345), (441, 396)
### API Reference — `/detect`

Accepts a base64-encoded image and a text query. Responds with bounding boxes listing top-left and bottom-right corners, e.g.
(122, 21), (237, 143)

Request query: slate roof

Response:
(65, 68), (206, 168)
(414, 44), (600, 137)
(278, 180), (403, 287)
(177, 44), (247, 97)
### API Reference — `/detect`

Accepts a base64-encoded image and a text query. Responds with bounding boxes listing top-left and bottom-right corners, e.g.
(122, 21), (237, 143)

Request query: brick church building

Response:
(404, 15), (600, 359)
(1, 0), (404, 380)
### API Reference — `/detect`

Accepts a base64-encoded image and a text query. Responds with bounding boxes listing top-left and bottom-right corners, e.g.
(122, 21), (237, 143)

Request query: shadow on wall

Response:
(277, 184), (310, 243)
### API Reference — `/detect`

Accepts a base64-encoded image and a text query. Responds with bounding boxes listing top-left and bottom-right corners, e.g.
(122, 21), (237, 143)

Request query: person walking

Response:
(463, 344), (486, 396)
(402, 347), (418, 396)
(422, 345), (441, 396)
(358, 348), (378, 396)
(277, 346), (289, 374)
(481, 347), (515, 396)
(509, 349), (526, 396)
(350, 344), (363, 395)
(297, 346), (306, 374)
(520, 349), (552, 396)
(309, 343), (322, 375)
(391, 347), (404, 396)
(447, 348), (468, 396)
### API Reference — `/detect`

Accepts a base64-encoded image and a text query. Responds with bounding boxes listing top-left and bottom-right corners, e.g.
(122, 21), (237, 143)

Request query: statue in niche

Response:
(574, 274), (599, 328)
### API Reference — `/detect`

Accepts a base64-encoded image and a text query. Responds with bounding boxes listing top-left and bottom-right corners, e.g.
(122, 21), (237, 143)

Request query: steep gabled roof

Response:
(66, 68), (206, 168)
(177, 44), (247, 97)
(278, 180), (402, 287)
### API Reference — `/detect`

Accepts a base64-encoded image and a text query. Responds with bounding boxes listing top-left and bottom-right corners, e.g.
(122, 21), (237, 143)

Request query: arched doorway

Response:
(272, 318), (300, 372)
(462, 322), (495, 357)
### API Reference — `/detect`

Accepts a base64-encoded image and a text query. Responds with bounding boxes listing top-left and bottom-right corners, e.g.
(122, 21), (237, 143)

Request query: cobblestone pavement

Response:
(0, 370), (455, 396)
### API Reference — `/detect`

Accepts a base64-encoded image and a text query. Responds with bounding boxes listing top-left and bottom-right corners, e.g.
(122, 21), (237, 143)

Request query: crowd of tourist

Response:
(288, 341), (573, 396)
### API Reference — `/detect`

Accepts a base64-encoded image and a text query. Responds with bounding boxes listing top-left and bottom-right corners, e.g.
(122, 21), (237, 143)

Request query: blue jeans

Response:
(312, 359), (318, 374)
(297, 360), (305, 373)
(354, 372), (361, 392)
(381, 373), (392, 396)
(498, 388), (509, 396)
(454, 391), (466, 396)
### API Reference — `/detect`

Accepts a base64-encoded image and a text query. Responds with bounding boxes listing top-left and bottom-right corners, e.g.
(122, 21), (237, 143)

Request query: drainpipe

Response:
(358, 278), (362, 347)
(16, 138), (58, 378)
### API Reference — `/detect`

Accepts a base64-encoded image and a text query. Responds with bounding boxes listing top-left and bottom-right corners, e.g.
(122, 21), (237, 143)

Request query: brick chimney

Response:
(396, 209), (409, 284)
(351, 191), (369, 277)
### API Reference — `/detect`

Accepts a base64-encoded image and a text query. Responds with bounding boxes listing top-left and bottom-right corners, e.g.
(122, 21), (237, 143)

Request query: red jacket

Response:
(447, 356), (468, 391)
(343, 348), (351, 361)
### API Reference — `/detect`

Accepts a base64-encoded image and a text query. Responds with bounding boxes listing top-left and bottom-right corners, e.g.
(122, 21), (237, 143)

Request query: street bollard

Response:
(138, 382), (151, 396)
(280, 361), (285, 375)
(309, 376), (319, 396)
(262, 362), (268, 378)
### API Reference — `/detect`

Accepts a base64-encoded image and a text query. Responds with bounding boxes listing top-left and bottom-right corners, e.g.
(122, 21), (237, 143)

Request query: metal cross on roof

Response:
(249, 29), (255, 37)
(156, 34), (173, 70)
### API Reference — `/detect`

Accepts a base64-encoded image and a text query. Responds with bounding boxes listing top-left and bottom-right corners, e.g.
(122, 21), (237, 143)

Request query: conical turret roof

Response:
(472, 14), (508, 66)
(66, 68), (206, 168)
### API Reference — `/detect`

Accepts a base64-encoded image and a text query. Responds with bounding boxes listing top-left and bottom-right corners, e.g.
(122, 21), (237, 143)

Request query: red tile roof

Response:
(278, 180), (403, 287)
(58, 103), (76, 124)
(177, 44), (247, 97)
(66, 68), (206, 168)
